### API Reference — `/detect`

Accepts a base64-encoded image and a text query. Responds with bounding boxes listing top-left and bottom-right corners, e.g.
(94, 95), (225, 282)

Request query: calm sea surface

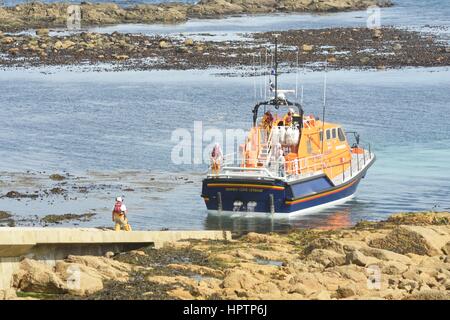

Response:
(0, 0), (449, 232)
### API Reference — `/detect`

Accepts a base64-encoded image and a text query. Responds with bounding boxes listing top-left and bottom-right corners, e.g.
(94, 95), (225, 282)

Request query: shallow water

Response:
(1, 0), (449, 232)
(0, 67), (449, 232)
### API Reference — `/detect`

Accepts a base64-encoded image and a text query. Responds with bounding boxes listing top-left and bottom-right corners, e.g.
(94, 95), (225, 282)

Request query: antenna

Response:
(301, 60), (305, 105)
(264, 49), (268, 101)
(301, 85), (304, 105)
(295, 48), (299, 100)
(253, 54), (257, 103)
(259, 52), (263, 99)
(321, 59), (328, 154)
(274, 34), (280, 107)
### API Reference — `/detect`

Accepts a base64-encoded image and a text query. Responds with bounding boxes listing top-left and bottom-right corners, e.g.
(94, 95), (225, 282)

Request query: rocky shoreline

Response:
(3, 211), (449, 300)
(0, 1), (393, 32)
(0, 27), (449, 71)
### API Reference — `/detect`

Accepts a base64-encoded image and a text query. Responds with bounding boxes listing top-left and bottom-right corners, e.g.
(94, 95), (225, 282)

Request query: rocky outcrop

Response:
(0, 1), (393, 32)
(4, 212), (450, 300)
(370, 225), (450, 256)
(1, 27), (448, 71)
(191, 0), (392, 17)
(12, 256), (133, 297)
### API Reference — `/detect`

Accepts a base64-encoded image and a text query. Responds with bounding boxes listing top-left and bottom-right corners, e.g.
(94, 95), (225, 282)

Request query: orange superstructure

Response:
(239, 111), (363, 183)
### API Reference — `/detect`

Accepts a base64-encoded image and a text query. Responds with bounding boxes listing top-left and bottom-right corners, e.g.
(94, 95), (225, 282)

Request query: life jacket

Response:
(113, 201), (123, 214)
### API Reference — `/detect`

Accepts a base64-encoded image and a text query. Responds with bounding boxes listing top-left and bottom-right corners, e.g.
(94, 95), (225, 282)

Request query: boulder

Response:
(2, 37), (14, 44)
(359, 56), (370, 64)
(310, 290), (331, 300)
(336, 284), (356, 299)
(13, 255), (132, 296)
(380, 261), (408, 275)
(114, 54), (129, 60)
(0, 289), (17, 300)
(398, 279), (418, 292)
(184, 38), (194, 46)
(332, 265), (367, 283)
(36, 28), (49, 37)
(360, 247), (412, 265)
(54, 40), (63, 50)
(405, 289), (450, 300)
(13, 259), (66, 294)
(303, 238), (345, 254)
(369, 225), (450, 256)
(372, 28), (383, 39)
(243, 232), (286, 244)
(442, 242), (450, 255)
(306, 249), (346, 267)
(64, 255), (130, 281)
(159, 40), (170, 49)
(327, 56), (337, 63)
(7, 47), (20, 55)
(168, 287), (194, 300)
(393, 43), (402, 51)
(62, 40), (76, 49)
(345, 250), (380, 267)
(222, 268), (260, 290)
(233, 249), (254, 260)
(54, 261), (104, 296)
(302, 44), (314, 52)
(288, 283), (314, 296)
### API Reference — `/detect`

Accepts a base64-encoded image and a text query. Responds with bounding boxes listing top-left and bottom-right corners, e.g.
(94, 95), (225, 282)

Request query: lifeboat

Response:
(201, 38), (375, 216)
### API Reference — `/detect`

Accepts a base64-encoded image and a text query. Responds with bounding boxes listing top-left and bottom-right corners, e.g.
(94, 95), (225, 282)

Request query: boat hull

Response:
(201, 160), (372, 216)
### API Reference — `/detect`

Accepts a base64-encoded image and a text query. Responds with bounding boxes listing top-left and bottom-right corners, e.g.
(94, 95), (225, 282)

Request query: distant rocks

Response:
(0, 27), (448, 71)
(40, 213), (96, 224)
(5, 191), (38, 199)
(49, 173), (66, 181)
(0, 1), (393, 32)
(0, 211), (12, 220)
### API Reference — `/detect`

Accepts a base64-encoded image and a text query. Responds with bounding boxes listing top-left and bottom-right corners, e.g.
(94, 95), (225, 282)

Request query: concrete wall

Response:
(0, 228), (231, 290)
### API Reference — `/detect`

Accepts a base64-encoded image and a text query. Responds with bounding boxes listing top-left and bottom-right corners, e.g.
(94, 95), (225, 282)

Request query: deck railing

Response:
(208, 143), (374, 183)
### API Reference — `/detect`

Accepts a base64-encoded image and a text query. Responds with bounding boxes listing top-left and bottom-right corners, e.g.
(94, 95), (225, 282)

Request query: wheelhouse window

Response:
(326, 129), (331, 140)
(338, 128), (346, 142)
(332, 128), (337, 139)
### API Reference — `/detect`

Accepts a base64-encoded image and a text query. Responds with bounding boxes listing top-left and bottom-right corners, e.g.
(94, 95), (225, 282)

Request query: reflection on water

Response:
(205, 206), (353, 234)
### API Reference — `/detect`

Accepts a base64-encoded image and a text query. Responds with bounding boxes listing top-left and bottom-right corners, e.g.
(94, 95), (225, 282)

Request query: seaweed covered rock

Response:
(369, 225), (450, 256)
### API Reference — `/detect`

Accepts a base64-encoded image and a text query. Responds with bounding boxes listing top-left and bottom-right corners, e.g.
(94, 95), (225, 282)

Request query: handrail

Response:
(209, 144), (374, 181)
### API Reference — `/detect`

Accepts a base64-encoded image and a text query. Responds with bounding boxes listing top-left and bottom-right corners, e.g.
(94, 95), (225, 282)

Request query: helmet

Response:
(116, 196), (123, 202)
